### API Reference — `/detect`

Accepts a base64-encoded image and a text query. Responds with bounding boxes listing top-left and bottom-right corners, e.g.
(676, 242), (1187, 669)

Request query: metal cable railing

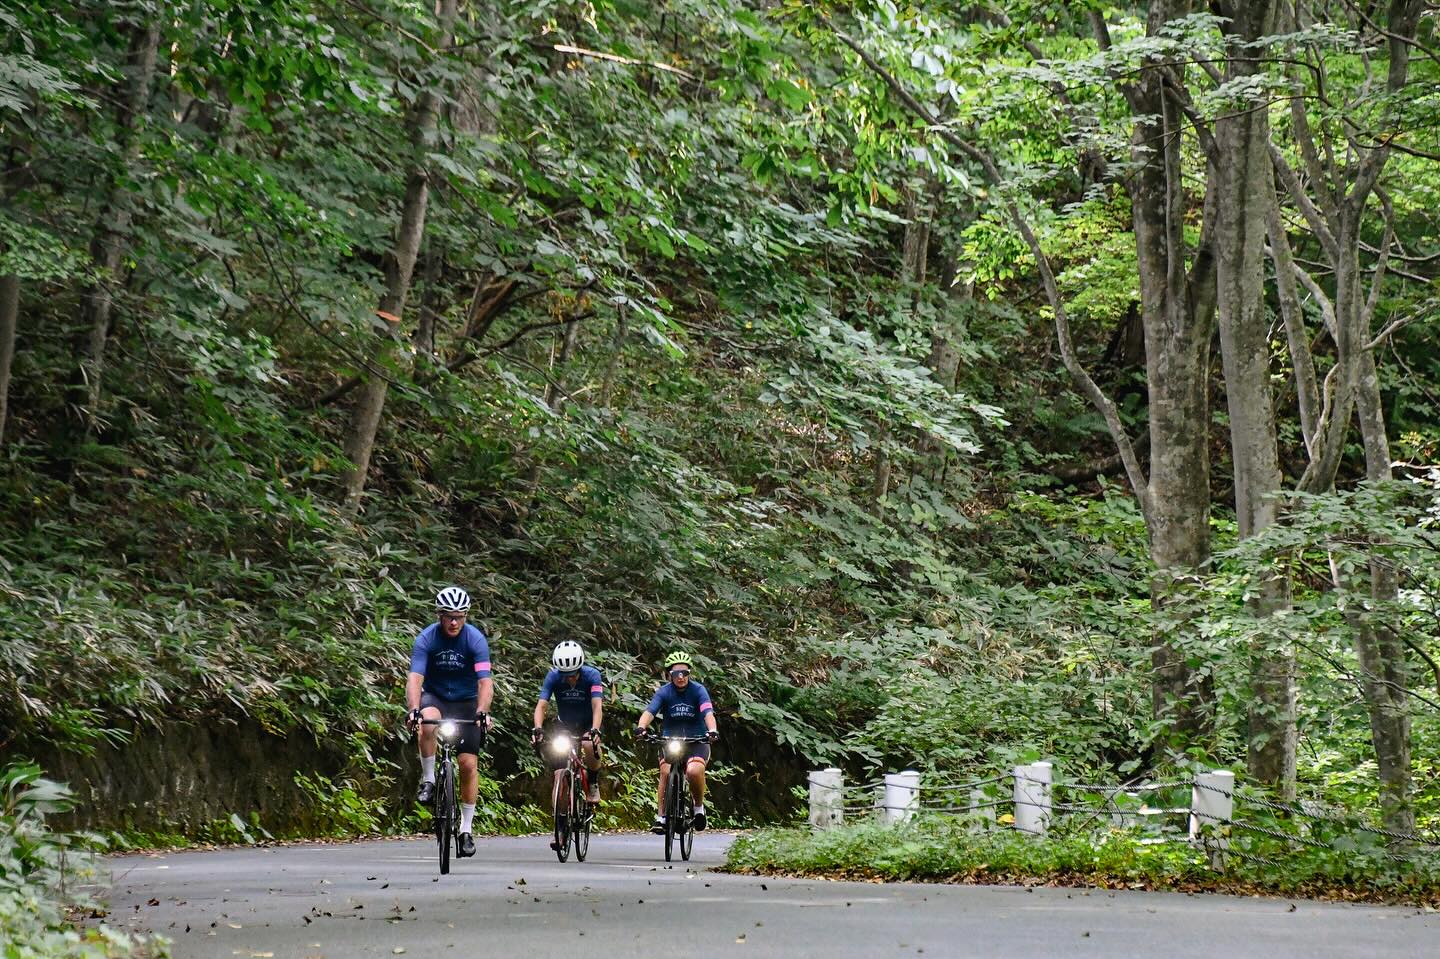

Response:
(810, 764), (1440, 868)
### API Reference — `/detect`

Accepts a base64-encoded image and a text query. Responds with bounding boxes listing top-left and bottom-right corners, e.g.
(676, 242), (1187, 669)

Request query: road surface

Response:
(102, 832), (1437, 958)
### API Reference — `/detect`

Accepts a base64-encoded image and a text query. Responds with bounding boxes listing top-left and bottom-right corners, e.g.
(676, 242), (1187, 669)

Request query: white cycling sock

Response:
(460, 803), (476, 833)
(421, 756), (436, 783)
(656, 814), (667, 822)
(694, 803), (705, 813)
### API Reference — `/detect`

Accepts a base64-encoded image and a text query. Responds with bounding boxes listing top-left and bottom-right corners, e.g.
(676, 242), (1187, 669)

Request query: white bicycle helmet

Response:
(551, 640), (585, 673)
(435, 586), (471, 613)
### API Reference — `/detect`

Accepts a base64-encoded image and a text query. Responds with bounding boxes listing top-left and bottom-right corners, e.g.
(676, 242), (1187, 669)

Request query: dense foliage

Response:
(726, 816), (1440, 904)
(0, 764), (164, 958)
(3, 0), (1440, 866)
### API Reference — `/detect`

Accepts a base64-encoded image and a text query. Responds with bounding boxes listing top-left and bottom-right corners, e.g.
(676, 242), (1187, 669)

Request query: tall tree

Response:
(1092, 2), (1219, 741)
(72, 13), (160, 435)
(0, 274), (17, 445)
(1266, 0), (1427, 828)
(340, 0), (460, 513)
(1207, 0), (1297, 792)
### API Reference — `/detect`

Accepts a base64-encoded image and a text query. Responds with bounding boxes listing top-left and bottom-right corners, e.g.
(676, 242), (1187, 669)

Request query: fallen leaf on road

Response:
(736, 935), (746, 944)
(228, 923), (243, 929)
(393, 948), (406, 955)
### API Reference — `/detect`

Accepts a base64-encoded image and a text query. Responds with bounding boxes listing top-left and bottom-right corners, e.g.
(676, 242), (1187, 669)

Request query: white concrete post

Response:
(808, 768), (844, 829)
(1012, 761), (1053, 835)
(1189, 770), (1234, 845)
(882, 770), (921, 824)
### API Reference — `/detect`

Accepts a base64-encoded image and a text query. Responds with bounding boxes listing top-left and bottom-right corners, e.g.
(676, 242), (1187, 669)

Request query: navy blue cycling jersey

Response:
(538, 665), (604, 729)
(646, 680), (713, 738)
(408, 623), (492, 702)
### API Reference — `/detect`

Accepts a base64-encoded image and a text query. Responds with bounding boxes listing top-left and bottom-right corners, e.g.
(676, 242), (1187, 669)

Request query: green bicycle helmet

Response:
(663, 650), (693, 670)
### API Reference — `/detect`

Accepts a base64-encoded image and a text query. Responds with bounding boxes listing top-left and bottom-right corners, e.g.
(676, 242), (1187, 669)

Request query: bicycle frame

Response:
(419, 717), (486, 875)
(650, 734), (710, 862)
(540, 729), (596, 862)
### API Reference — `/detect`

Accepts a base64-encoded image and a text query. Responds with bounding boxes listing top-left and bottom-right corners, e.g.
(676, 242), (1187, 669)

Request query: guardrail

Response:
(807, 764), (1440, 867)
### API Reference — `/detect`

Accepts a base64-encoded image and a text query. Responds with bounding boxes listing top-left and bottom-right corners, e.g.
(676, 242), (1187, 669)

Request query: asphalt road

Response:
(102, 832), (1437, 958)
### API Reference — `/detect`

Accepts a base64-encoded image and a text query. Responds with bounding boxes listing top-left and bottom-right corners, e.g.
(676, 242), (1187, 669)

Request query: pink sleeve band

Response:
(475, 661), (491, 672)
(699, 702), (713, 713)
(590, 685), (603, 694)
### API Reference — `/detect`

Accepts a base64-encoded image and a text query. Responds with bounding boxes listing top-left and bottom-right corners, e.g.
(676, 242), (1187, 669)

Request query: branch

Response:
(544, 43), (698, 81)
(443, 310), (598, 378)
(1367, 301), (1435, 349)
(1269, 141), (1340, 259)
(1401, 633), (1440, 703)
(830, 25), (1152, 521)
(1360, 190), (1397, 334)
(1267, 198), (1321, 456)
(1338, 0), (1440, 72)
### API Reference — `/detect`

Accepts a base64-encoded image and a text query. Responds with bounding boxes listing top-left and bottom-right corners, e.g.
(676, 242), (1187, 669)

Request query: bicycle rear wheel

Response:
(436, 761), (453, 876)
(677, 772), (693, 861)
(573, 768), (591, 862)
(553, 771), (571, 863)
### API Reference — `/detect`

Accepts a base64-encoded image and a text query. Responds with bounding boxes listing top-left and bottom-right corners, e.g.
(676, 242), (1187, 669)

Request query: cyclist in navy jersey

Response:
(634, 650), (718, 833)
(404, 586), (493, 858)
(532, 641), (604, 848)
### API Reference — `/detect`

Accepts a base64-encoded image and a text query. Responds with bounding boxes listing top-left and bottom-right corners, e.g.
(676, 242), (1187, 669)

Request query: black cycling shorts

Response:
(420, 692), (483, 755)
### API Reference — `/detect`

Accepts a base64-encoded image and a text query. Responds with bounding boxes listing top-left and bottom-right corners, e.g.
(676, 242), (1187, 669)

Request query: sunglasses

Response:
(669, 668), (691, 678)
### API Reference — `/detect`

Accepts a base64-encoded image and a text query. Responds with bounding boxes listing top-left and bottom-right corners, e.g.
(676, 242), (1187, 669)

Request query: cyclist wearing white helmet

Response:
(532, 641), (605, 841)
(404, 586), (493, 859)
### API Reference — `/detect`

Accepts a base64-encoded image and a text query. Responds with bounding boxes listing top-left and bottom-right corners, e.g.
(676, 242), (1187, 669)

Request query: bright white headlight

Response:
(439, 721), (458, 739)
(550, 733), (572, 755)
(666, 739), (683, 757)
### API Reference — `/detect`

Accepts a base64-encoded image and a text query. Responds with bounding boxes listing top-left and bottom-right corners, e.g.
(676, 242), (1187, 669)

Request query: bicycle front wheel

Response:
(553, 772), (571, 863)
(664, 766), (681, 862)
(677, 772), (693, 861)
(436, 761), (453, 876)
(573, 769), (591, 862)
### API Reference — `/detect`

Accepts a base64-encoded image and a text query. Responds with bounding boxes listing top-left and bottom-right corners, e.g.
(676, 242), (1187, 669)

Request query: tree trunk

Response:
(1211, 0), (1295, 795)
(1350, 350), (1414, 834)
(1115, 0), (1218, 741)
(73, 18), (160, 435)
(340, 0), (459, 513)
(413, 252), (443, 366)
(0, 274), (18, 446)
(872, 424), (892, 501)
(901, 185), (930, 288)
(543, 315), (582, 411)
(599, 304), (629, 409)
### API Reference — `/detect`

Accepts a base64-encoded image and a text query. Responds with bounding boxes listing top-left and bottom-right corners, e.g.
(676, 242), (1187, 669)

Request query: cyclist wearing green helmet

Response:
(634, 651), (719, 833)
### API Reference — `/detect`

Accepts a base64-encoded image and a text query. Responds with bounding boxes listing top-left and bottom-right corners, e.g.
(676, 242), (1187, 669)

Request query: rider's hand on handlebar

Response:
(706, 729), (719, 743)
(632, 725), (647, 739)
(586, 727), (601, 742)
(406, 707), (421, 732)
(531, 726), (544, 745)
(477, 710), (494, 731)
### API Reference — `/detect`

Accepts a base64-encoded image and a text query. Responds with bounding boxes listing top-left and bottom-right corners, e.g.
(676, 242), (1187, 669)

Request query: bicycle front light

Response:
(550, 733), (572, 755)
(666, 739), (683, 758)
(439, 721), (458, 739)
